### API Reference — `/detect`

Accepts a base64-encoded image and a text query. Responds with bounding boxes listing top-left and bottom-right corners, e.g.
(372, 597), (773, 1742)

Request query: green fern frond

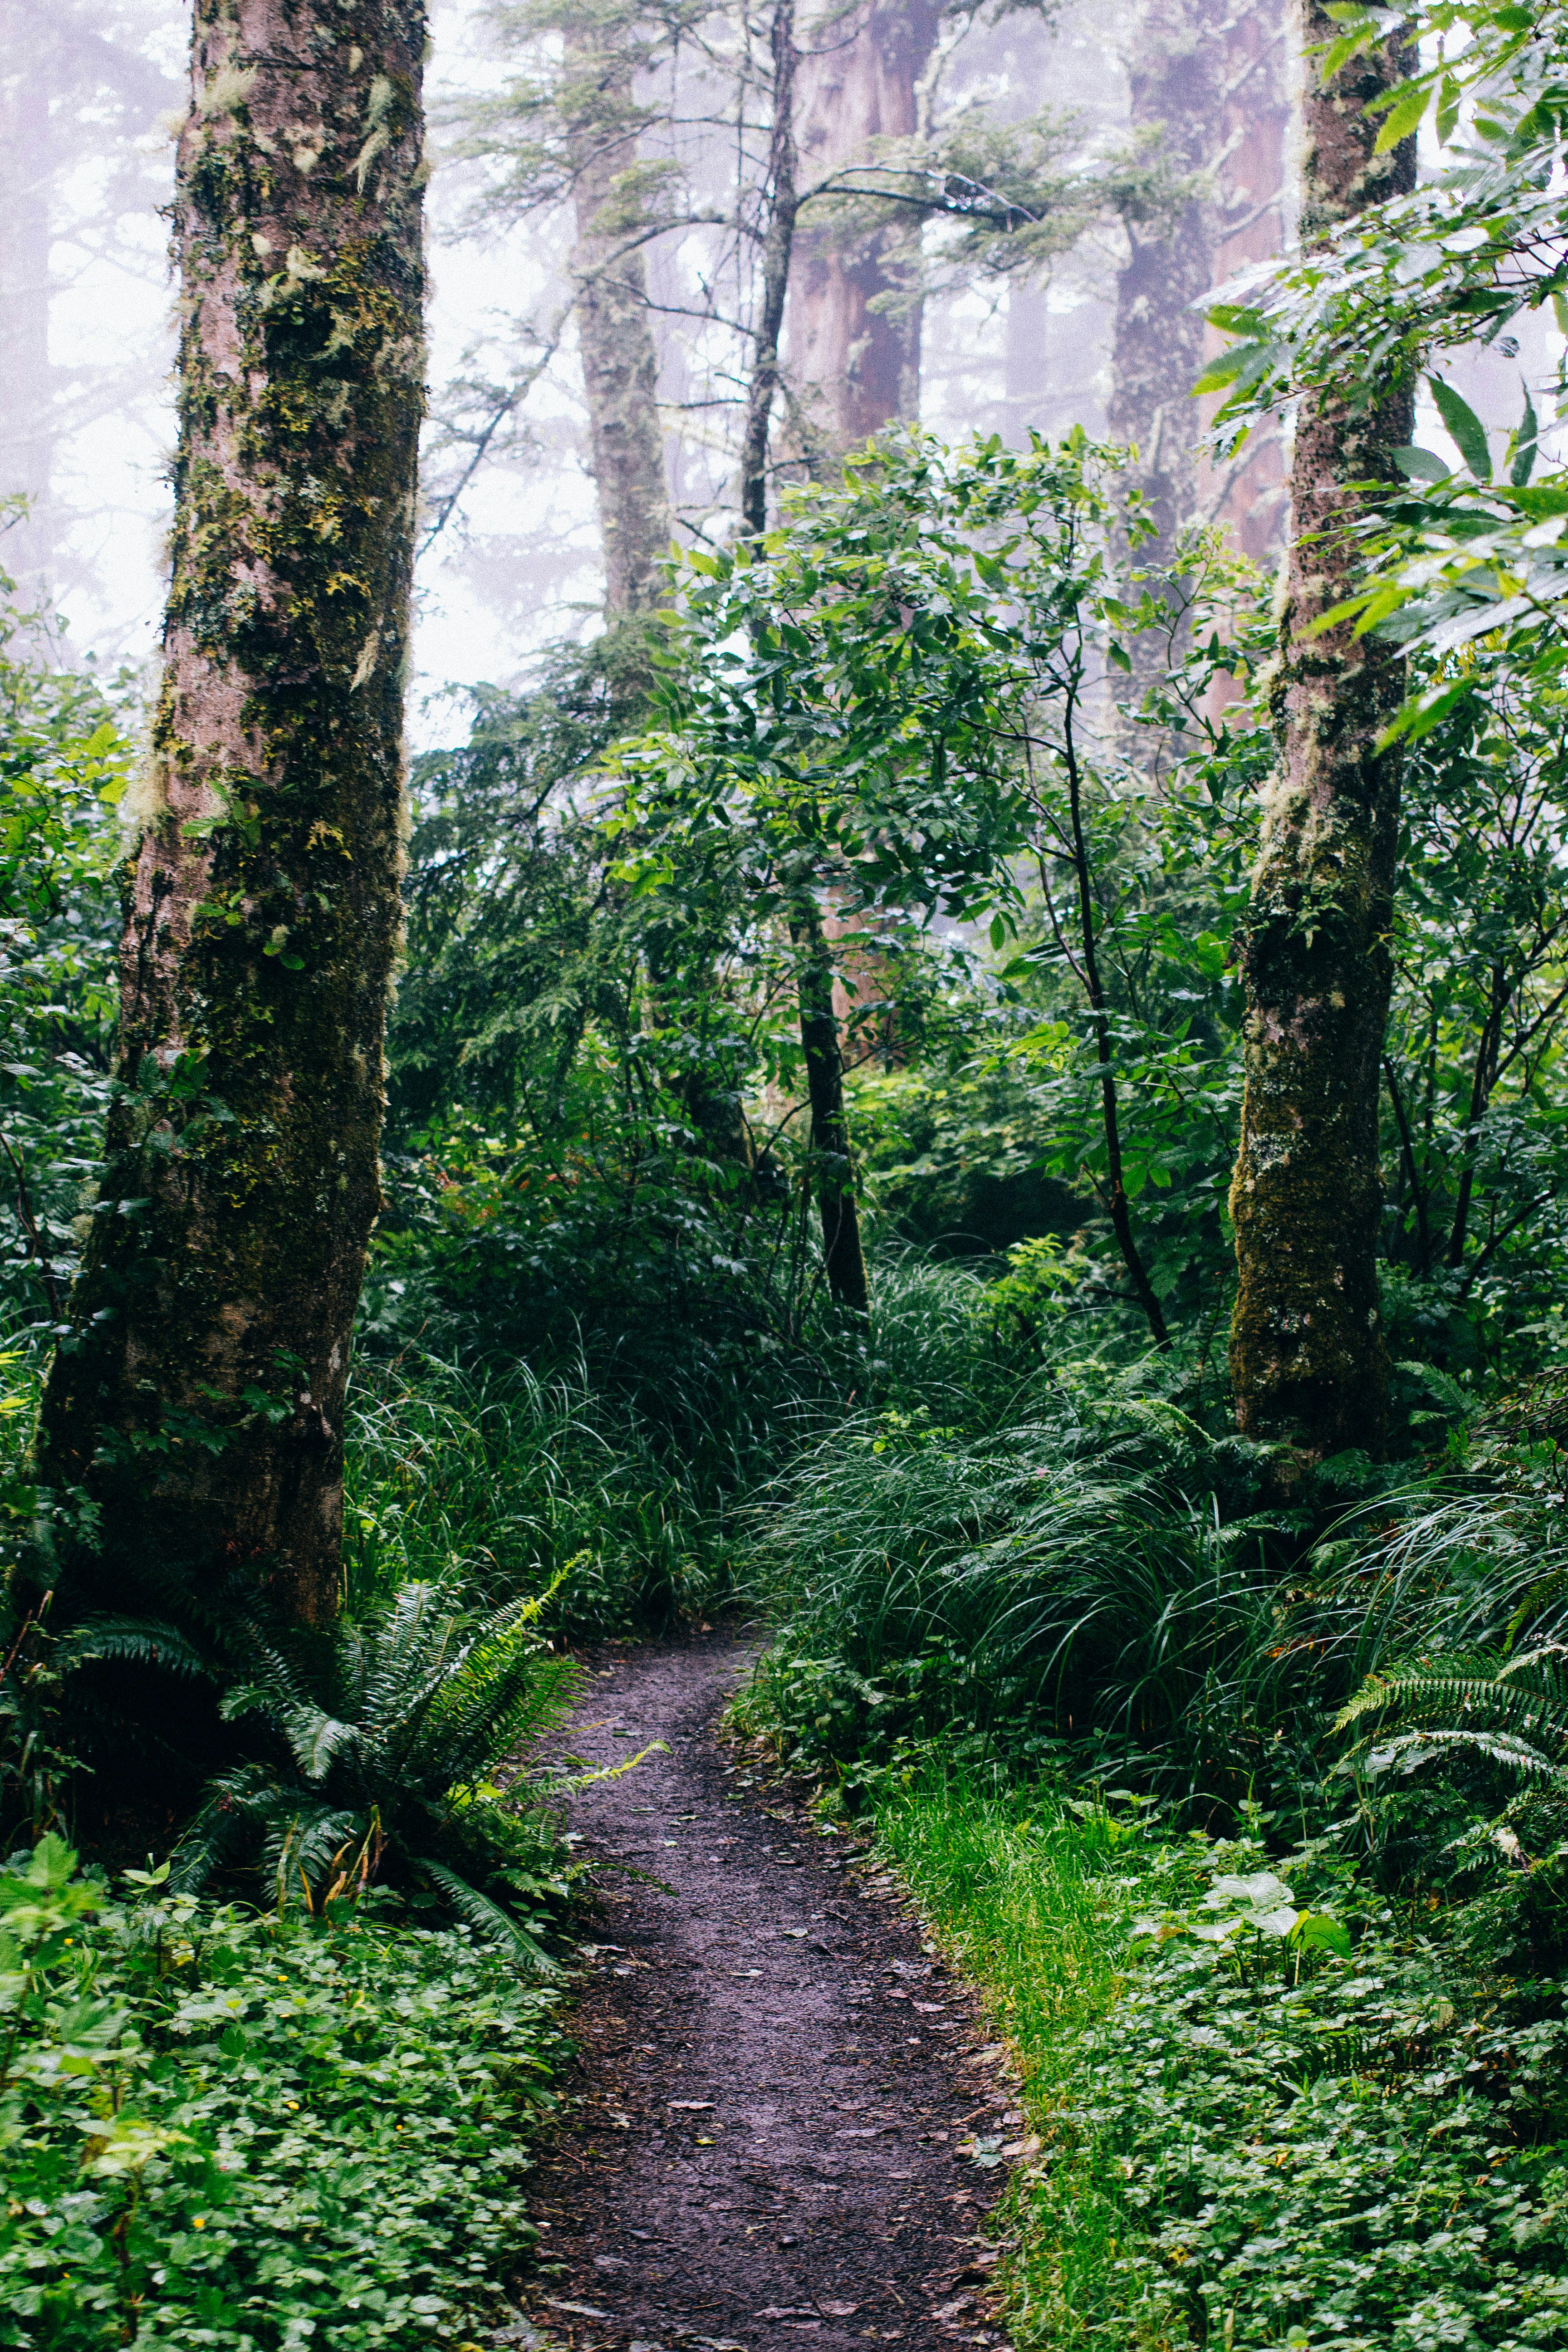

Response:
(415, 1857), (559, 1973)
(54, 1617), (211, 1680)
(1357, 1726), (1568, 1784)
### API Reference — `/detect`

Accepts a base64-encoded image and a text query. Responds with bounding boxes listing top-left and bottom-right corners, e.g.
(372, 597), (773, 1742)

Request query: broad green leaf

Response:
(1373, 78), (1432, 152)
(1290, 1911), (1353, 1960)
(1393, 446), (1452, 484)
(1436, 70), (1461, 143)
(1510, 383), (1539, 486)
(1429, 377), (1492, 480)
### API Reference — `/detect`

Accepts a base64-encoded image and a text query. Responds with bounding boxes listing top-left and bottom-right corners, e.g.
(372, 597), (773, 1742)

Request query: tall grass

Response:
(343, 1351), (738, 1629)
(874, 1780), (1157, 2345)
(745, 1390), (1305, 1806)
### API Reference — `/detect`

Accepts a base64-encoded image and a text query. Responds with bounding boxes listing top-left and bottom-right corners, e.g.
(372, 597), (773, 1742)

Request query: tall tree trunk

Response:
(789, 0), (939, 459)
(564, 23), (672, 614)
(36, 0), (426, 1627)
(1109, 0), (1226, 573)
(1227, 4), (1416, 1465)
(740, 0), (800, 538)
(1206, 0), (1292, 562)
(793, 911), (869, 1315)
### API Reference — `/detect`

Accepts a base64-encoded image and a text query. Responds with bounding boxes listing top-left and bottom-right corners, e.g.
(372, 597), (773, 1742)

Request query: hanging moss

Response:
(34, 0), (428, 1675)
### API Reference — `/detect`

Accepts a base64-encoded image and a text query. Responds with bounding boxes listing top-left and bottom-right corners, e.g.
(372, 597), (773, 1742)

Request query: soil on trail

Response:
(508, 1628), (1019, 2352)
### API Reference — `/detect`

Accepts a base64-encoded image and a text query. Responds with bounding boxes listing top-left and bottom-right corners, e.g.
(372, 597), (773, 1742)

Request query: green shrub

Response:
(0, 1836), (564, 2350)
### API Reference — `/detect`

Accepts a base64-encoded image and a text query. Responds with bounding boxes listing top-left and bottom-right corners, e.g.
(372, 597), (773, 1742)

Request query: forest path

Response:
(506, 1628), (1017, 2352)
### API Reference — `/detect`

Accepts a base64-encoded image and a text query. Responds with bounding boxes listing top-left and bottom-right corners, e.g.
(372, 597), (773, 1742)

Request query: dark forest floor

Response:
(500, 1629), (1019, 2352)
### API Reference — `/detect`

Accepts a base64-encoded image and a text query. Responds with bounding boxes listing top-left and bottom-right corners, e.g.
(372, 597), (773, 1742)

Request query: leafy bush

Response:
(0, 1835), (565, 2351)
(0, 581), (127, 1350)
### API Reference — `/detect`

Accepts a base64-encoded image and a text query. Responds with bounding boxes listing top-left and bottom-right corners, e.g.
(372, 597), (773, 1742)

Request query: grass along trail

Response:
(509, 1629), (1019, 2351)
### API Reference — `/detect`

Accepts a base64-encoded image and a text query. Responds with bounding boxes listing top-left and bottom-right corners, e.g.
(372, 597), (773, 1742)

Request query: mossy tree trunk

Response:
(36, 0), (426, 1627)
(1228, 2), (1416, 1463)
(564, 18), (672, 615)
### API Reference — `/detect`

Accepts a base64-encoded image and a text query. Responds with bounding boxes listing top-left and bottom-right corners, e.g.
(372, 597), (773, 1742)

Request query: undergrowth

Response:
(879, 1781), (1568, 2352)
(0, 1837), (566, 2352)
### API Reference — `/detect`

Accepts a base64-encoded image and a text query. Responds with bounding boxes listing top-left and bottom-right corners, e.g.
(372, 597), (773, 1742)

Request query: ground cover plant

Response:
(876, 1782), (1568, 2352)
(0, 1835), (567, 2352)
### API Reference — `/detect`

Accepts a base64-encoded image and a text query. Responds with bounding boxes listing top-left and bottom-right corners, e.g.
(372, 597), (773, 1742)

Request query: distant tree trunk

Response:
(564, 23), (672, 613)
(740, 0), (800, 538)
(1109, 0), (1225, 571)
(1227, 3), (1416, 1465)
(790, 0), (940, 459)
(793, 911), (869, 1315)
(36, 0), (426, 1627)
(1205, 0), (1292, 563)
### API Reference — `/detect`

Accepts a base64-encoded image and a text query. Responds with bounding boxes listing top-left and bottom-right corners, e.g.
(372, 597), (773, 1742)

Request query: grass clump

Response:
(0, 1835), (565, 2351)
(740, 1386), (1296, 1808)
(344, 1351), (741, 1632)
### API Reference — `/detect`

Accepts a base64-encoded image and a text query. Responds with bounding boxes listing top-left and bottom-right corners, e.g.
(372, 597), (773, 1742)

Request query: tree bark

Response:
(1227, 2), (1416, 1464)
(1109, 0), (1226, 572)
(740, 0), (800, 539)
(789, 0), (939, 459)
(564, 20), (672, 613)
(793, 911), (869, 1315)
(1206, 0), (1293, 564)
(36, 0), (426, 1626)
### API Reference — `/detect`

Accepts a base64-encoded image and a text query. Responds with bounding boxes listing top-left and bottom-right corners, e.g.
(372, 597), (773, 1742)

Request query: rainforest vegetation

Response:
(3, 0), (1568, 2344)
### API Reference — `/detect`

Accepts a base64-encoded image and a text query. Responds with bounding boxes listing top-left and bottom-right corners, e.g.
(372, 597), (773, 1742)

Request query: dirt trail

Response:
(506, 1629), (1018, 2352)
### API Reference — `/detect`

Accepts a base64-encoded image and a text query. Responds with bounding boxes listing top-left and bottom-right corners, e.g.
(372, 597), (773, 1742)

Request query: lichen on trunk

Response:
(35, 0), (426, 1632)
(1227, 1), (1415, 1465)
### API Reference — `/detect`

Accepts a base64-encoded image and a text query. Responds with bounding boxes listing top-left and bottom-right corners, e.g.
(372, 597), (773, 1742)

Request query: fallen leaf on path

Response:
(780, 1927), (809, 1938)
(543, 2298), (610, 2319)
(932, 2297), (975, 2319)
(668, 2100), (715, 2110)
(817, 2301), (860, 2317)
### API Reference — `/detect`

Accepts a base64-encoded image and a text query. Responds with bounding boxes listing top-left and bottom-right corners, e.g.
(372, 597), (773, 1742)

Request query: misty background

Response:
(2, 0), (1556, 744)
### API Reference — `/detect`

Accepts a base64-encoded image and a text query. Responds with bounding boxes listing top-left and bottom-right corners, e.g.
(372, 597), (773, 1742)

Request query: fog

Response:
(3, 0), (1555, 745)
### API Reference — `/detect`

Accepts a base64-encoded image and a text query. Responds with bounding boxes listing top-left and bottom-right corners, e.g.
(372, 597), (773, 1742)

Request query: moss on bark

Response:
(1227, 3), (1415, 1465)
(36, 0), (426, 1632)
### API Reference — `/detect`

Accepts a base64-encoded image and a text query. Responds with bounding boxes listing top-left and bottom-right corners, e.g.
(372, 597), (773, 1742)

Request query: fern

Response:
(175, 1581), (580, 1962)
